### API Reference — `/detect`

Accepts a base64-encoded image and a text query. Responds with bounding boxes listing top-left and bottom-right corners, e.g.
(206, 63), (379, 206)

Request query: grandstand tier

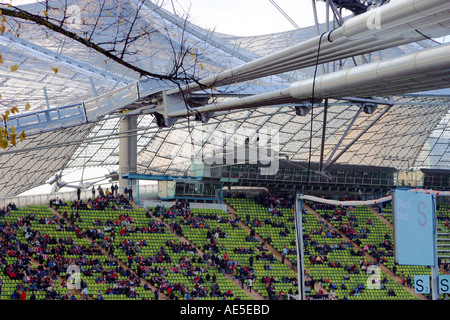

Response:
(0, 0), (449, 304)
(1, 190), (449, 301)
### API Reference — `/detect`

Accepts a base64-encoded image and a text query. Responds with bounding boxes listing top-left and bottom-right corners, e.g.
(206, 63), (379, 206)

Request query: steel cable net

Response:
(0, 0), (448, 198)
(0, 122), (94, 198)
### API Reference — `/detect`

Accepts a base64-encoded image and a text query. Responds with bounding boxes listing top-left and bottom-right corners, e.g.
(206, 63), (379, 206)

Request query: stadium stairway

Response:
(303, 203), (428, 300)
(225, 203), (330, 297)
(0, 234), (90, 300)
(226, 205), (291, 268)
(1, 211), (97, 301)
(365, 205), (393, 228)
(365, 204), (450, 276)
(47, 206), (169, 300)
(127, 201), (266, 300)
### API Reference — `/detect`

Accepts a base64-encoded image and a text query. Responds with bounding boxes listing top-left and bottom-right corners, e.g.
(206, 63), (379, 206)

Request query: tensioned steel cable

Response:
(306, 32), (327, 191)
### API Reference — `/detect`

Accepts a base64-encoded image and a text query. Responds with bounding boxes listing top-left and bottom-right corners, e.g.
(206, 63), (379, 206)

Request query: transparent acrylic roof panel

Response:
(1, 0), (290, 115)
(1, 0), (448, 198)
(128, 95), (448, 176)
(0, 122), (94, 198)
(413, 109), (450, 170)
(65, 113), (161, 170)
(0, 34), (123, 113)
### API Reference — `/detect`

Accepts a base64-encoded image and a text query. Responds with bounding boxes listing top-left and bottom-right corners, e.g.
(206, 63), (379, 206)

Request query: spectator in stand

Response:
(128, 188), (133, 201)
(282, 245), (288, 264)
(247, 278), (253, 292)
(81, 286), (89, 300)
(388, 288), (396, 297)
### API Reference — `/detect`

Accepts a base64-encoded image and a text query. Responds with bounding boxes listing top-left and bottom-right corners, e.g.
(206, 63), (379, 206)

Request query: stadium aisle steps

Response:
(225, 200), (330, 298)
(47, 206), (169, 300)
(226, 204), (296, 272)
(303, 203), (428, 300)
(0, 234), (89, 300)
(366, 204), (450, 275)
(364, 205), (393, 229)
(132, 203), (266, 300)
(0, 218), (92, 300)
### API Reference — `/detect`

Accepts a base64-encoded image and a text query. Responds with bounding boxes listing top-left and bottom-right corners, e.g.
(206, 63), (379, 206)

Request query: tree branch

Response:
(0, 6), (189, 81)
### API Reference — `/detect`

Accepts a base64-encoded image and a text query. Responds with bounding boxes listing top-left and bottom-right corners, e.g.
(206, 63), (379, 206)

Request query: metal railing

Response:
(0, 184), (159, 209)
(1, 80), (170, 136)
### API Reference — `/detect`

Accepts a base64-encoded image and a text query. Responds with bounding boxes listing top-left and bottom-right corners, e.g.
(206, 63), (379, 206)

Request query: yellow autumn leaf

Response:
(10, 134), (16, 147)
(11, 125), (16, 135)
(19, 130), (26, 142)
(0, 23), (5, 35)
(0, 94), (2, 99)
(25, 102), (31, 111)
(190, 52), (195, 58)
(10, 64), (19, 72)
(6, 3), (11, 7)
(0, 138), (8, 149)
(51, 67), (58, 74)
(10, 106), (19, 114)
(43, 11), (49, 17)
(199, 64), (204, 70)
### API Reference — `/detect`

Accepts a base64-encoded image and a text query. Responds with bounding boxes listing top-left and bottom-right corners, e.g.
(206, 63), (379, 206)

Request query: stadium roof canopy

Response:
(0, 0), (449, 198)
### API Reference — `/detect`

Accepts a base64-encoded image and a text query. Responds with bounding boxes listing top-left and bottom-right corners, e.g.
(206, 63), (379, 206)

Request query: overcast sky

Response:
(160, 0), (332, 36)
(10, 0), (334, 36)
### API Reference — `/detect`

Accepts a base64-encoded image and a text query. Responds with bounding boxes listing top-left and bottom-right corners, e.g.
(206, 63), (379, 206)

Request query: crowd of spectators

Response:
(254, 193), (294, 209)
(5, 188), (447, 302)
(0, 211), (79, 300)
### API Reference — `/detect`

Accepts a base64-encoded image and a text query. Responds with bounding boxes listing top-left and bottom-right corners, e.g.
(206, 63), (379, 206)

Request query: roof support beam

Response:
(322, 101), (394, 176)
(89, 77), (99, 97)
(319, 98), (329, 173)
(165, 43), (450, 118)
(43, 87), (51, 110)
(0, 32), (130, 84)
(166, 0), (450, 96)
(119, 115), (138, 193)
